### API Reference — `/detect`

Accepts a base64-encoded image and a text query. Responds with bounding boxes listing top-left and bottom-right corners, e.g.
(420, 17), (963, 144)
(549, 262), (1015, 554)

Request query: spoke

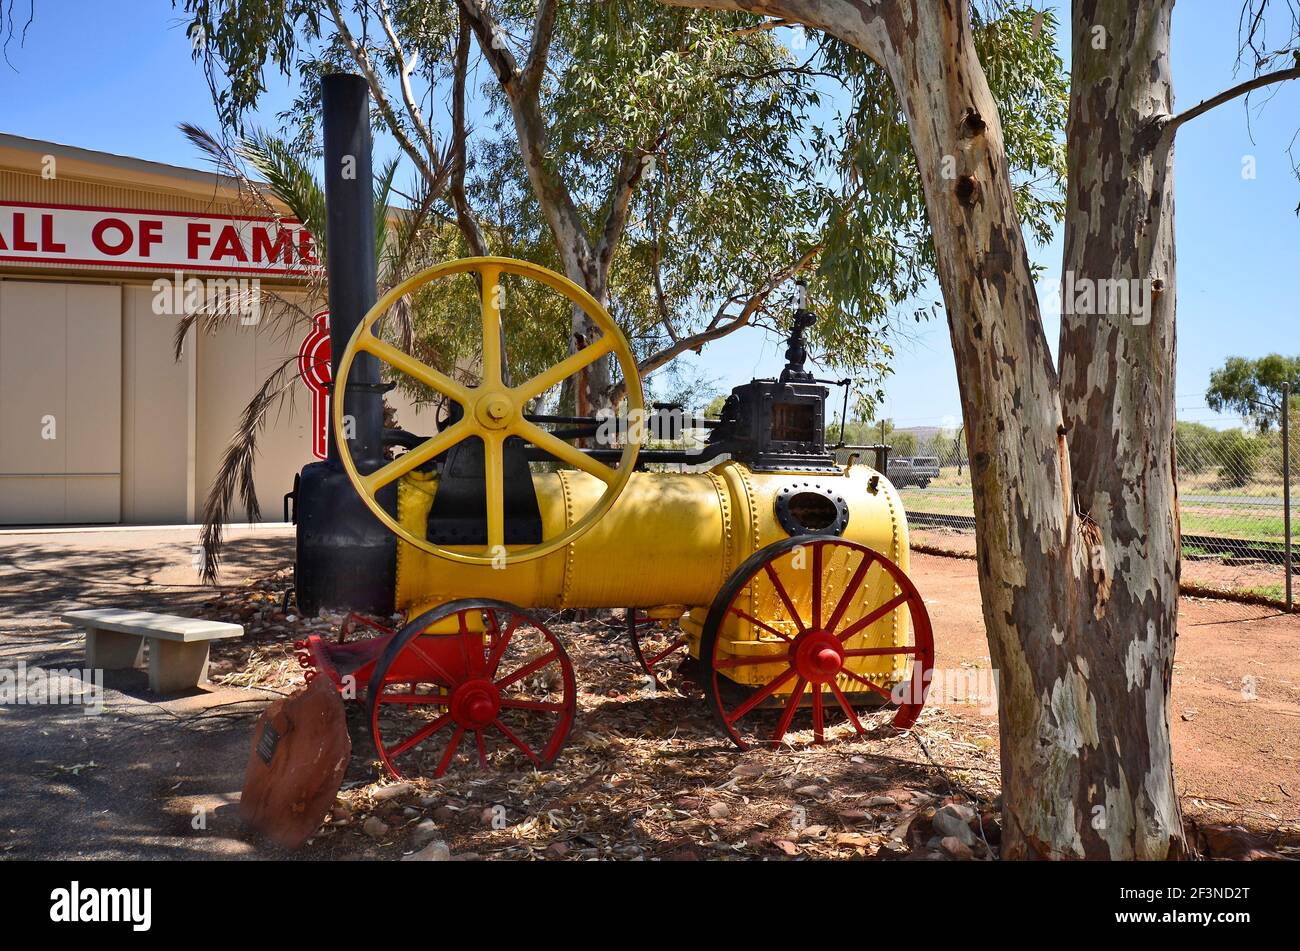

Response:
(764, 562), (806, 634)
(811, 542), (823, 630)
(518, 421), (619, 483)
(843, 645), (919, 657)
(829, 681), (866, 735)
(513, 336), (616, 403)
(646, 636), (688, 667)
(838, 666), (894, 701)
(722, 665), (798, 724)
(493, 718), (542, 767)
(359, 333), (472, 405)
(835, 591), (910, 644)
(812, 686), (825, 744)
(495, 650), (559, 691)
(479, 265), (503, 388)
(826, 550), (876, 633)
(728, 604), (794, 643)
(499, 698), (567, 713)
(388, 711), (454, 758)
(483, 433), (505, 549)
(433, 725), (467, 777)
(486, 616), (520, 677)
(772, 676), (807, 745)
(360, 422), (470, 494)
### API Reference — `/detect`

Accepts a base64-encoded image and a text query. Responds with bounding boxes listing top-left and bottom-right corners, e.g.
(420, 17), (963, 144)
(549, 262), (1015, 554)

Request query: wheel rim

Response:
(701, 536), (933, 751)
(333, 256), (644, 566)
(626, 608), (688, 688)
(368, 600), (576, 779)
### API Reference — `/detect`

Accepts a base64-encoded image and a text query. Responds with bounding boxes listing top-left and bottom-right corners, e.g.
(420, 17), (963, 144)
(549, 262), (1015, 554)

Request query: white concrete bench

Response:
(63, 608), (243, 695)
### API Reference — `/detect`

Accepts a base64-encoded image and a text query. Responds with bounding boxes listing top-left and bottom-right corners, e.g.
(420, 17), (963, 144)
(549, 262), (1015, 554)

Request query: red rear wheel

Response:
(700, 536), (933, 751)
(367, 600), (576, 779)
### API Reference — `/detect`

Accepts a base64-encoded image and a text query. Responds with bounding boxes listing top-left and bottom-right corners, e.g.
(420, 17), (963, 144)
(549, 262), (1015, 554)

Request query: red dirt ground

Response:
(910, 550), (1300, 831)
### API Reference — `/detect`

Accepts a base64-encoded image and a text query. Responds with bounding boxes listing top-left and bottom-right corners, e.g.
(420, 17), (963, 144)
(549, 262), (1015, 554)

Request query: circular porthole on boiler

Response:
(774, 484), (849, 537)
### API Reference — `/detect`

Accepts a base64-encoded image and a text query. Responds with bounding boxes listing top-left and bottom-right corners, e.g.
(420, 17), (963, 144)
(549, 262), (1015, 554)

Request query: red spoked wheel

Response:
(700, 535), (933, 751)
(626, 608), (688, 689)
(366, 599), (576, 779)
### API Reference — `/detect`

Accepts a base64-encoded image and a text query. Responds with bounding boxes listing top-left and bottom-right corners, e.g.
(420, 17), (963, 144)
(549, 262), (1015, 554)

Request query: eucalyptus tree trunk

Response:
(661, 0), (1187, 858)
(1055, 0), (1184, 859)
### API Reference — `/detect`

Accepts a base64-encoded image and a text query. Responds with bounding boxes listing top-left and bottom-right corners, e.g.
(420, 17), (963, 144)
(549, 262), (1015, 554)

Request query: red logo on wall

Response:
(297, 311), (331, 460)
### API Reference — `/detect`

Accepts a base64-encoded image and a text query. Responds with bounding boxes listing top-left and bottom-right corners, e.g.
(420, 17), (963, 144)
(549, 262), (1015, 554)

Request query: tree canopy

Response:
(178, 0), (1068, 414)
(1207, 354), (1300, 431)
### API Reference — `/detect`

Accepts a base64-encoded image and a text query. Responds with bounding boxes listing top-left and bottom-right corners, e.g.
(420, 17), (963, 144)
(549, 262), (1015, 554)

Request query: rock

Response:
(544, 842), (570, 860)
(775, 840), (799, 856)
(432, 805), (457, 824)
(402, 807), (419, 818)
(729, 762), (766, 779)
(401, 840), (451, 861)
(940, 836), (974, 860)
(372, 782), (414, 802)
(794, 785), (828, 799)
(410, 819), (439, 846)
(866, 796), (897, 808)
(932, 803), (976, 845)
(708, 802), (731, 820)
(418, 793), (439, 808)
(362, 816), (390, 838)
(330, 804), (352, 823)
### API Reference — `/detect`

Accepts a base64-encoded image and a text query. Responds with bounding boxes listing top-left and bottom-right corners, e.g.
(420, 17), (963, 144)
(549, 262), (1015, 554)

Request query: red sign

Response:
(297, 311), (331, 460)
(0, 201), (318, 275)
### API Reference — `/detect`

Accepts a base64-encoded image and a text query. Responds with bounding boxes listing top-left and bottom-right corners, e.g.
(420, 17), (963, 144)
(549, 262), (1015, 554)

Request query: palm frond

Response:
(237, 127), (329, 255)
(198, 357), (299, 584)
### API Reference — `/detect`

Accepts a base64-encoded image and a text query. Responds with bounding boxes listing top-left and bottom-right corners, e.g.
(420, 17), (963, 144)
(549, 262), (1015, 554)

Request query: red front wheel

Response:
(700, 536), (933, 751)
(367, 600), (576, 779)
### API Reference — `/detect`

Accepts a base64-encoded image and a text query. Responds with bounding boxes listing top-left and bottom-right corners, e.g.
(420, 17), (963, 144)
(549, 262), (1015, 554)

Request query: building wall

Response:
(0, 280), (121, 523)
(121, 283), (193, 523)
(0, 136), (442, 527)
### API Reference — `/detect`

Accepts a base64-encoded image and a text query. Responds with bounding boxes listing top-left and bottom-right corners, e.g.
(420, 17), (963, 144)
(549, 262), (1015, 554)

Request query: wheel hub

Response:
(474, 391), (516, 430)
(791, 632), (845, 684)
(449, 678), (501, 728)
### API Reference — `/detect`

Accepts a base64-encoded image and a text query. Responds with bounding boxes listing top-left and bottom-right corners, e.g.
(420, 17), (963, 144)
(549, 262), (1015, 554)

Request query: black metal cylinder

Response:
(322, 72), (384, 466)
(293, 74), (396, 617)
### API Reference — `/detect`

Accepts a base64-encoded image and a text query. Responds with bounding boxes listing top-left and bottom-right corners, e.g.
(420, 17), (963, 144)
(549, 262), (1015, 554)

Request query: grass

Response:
(900, 487), (1294, 545)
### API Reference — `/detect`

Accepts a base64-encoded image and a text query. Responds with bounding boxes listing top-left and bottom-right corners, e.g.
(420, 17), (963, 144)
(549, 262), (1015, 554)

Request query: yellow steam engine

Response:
(298, 257), (933, 780)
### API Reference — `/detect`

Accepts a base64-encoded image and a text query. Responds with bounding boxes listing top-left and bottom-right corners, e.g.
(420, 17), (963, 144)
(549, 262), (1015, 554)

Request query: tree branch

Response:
(608, 243), (822, 404)
(522, 0), (559, 92)
(1152, 64), (1300, 144)
(657, 0), (887, 64)
(377, 0), (442, 168)
(596, 132), (667, 273)
(457, 0), (594, 282)
(323, 0), (446, 191)
(451, 10), (489, 257)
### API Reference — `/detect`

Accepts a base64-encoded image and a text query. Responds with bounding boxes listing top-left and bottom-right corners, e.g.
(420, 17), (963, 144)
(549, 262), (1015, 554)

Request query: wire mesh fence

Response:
(854, 407), (1295, 611)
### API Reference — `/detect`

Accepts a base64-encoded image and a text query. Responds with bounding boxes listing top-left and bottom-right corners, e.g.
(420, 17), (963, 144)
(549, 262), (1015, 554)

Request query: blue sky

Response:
(0, 0), (1295, 429)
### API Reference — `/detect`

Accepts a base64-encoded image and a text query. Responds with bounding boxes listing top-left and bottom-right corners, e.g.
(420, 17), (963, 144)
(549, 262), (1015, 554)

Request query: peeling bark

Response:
(1055, 0), (1184, 860)
(661, 0), (1188, 858)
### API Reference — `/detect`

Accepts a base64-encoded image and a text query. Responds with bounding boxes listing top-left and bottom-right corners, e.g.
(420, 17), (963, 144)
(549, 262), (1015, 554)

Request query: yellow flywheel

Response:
(332, 256), (644, 565)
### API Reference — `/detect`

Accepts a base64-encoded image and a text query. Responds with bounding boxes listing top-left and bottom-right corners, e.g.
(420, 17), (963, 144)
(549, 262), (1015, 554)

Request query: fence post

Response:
(1284, 382), (1292, 611)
